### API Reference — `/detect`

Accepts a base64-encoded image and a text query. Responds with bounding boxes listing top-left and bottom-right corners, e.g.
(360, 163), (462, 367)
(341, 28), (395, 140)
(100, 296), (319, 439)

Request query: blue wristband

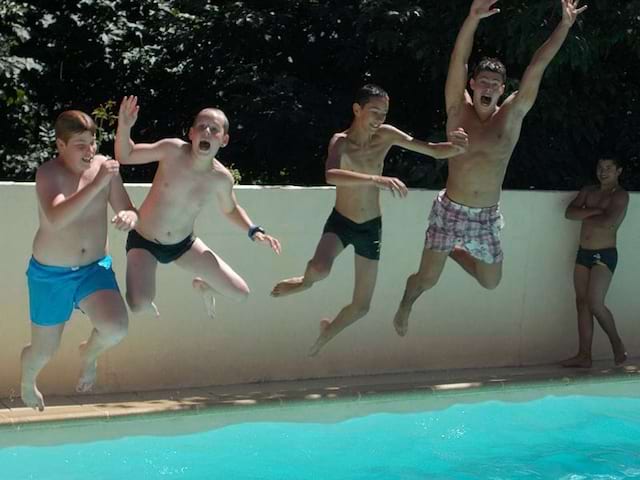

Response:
(248, 224), (265, 240)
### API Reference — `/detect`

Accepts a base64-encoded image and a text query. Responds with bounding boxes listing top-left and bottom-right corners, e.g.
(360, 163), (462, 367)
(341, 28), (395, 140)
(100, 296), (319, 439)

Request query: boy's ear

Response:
(352, 102), (361, 116)
(55, 138), (66, 151)
(221, 133), (230, 148)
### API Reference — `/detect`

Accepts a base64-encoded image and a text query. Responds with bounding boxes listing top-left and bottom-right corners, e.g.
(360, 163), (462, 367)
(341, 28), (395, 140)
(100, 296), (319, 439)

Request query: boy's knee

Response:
(352, 303), (370, 318)
(126, 293), (152, 314)
(308, 259), (332, 281)
(587, 300), (606, 315)
(415, 271), (440, 291)
(479, 276), (501, 290)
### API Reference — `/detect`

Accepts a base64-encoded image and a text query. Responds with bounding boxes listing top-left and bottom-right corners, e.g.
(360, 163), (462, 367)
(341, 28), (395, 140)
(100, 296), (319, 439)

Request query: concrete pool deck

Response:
(2, 358), (638, 429)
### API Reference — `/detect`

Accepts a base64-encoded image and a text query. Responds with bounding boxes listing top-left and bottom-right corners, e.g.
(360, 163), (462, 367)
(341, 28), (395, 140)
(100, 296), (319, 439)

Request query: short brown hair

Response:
(193, 108), (229, 134)
(54, 110), (97, 143)
(473, 57), (507, 83)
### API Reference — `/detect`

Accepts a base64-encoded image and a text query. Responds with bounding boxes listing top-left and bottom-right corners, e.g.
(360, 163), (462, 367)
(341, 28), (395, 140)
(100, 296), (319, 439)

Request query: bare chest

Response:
(156, 165), (215, 208)
(585, 191), (613, 209)
(340, 143), (388, 175)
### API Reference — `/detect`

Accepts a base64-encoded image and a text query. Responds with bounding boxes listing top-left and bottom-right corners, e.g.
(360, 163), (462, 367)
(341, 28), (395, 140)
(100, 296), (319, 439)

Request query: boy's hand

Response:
(118, 95), (139, 129)
(111, 210), (138, 231)
(470, 0), (500, 20)
(561, 0), (587, 27)
(94, 159), (120, 189)
(372, 175), (408, 198)
(447, 128), (469, 155)
(253, 232), (282, 255)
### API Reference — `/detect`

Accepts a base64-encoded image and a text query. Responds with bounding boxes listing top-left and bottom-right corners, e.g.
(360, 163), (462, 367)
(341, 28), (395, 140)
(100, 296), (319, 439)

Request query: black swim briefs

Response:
(322, 209), (382, 260)
(575, 247), (618, 274)
(126, 229), (195, 264)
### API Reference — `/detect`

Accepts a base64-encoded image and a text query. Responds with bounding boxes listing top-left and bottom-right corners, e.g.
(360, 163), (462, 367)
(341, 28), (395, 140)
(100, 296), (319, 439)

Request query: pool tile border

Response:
(1, 359), (637, 429)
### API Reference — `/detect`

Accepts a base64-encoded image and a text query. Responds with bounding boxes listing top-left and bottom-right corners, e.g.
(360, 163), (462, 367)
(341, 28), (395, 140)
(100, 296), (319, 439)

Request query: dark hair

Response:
(473, 57), (507, 83)
(599, 155), (623, 169)
(54, 110), (96, 143)
(355, 84), (389, 106)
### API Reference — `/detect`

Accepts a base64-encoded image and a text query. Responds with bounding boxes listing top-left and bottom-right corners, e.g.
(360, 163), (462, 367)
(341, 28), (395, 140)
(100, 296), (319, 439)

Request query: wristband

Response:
(248, 224), (265, 240)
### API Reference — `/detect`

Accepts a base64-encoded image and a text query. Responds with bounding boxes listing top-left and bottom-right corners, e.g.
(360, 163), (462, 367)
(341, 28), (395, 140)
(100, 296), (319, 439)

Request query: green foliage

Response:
(1, 0), (639, 189)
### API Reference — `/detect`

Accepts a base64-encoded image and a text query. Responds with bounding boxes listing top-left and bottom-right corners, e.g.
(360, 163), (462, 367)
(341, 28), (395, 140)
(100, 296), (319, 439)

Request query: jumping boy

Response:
(22, 110), (137, 411)
(115, 96), (281, 319)
(271, 84), (468, 356)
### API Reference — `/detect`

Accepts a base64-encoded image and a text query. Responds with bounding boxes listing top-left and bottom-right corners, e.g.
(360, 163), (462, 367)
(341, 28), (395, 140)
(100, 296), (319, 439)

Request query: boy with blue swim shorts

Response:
(21, 110), (138, 411)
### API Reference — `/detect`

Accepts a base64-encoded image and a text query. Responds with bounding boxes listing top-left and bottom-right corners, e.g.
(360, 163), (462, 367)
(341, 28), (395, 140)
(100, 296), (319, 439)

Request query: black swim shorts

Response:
(126, 229), (195, 264)
(575, 247), (618, 274)
(322, 209), (382, 260)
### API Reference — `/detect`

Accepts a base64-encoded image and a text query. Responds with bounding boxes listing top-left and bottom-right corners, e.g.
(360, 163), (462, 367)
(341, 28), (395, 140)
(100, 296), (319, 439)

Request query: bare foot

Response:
(271, 277), (307, 298)
(613, 341), (627, 366)
(76, 341), (97, 393)
(308, 319), (331, 357)
(193, 278), (216, 319)
(20, 347), (45, 411)
(560, 354), (592, 368)
(393, 305), (411, 337)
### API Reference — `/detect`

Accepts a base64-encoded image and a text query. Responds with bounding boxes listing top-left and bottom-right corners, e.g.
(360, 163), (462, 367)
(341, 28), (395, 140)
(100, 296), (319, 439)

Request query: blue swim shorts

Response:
(26, 255), (119, 326)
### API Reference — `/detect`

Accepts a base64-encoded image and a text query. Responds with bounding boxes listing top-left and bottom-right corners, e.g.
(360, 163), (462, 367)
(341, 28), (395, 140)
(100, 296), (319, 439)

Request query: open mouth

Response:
(81, 156), (93, 164)
(198, 141), (211, 151)
(480, 95), (492, 106)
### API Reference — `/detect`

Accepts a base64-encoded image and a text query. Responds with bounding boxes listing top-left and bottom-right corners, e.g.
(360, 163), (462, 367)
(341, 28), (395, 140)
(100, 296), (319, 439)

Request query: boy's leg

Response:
(126, 249), (159, 316)
(561, 264), (593, 368)
(309, 254), (378, 357)
(587, 265), (626, 365)
(393, 248), (449, 336)
(449, 247), (503, 289)
(21, 323), (65, 411)
(175, 238), (250, 318)
(77, 289), (129, 392)
(271, 232), (345, 297)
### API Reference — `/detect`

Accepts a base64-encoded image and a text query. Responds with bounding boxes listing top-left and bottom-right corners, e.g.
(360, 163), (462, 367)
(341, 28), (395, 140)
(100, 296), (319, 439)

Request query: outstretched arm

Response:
(445, 0), (500, 117)
(384, 125), (468, 159)
(510, 0), (587, 115)
(115, 95), (181, 165)
(215, 169), (281, 254)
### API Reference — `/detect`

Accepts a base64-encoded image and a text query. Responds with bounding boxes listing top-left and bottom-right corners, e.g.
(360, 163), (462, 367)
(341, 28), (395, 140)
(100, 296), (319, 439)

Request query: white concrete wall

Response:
(1, 183), (638, 396)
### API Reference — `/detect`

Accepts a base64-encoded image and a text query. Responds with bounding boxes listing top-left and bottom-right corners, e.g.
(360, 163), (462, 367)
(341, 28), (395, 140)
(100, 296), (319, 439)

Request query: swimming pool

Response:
(1, 378), (639, 479)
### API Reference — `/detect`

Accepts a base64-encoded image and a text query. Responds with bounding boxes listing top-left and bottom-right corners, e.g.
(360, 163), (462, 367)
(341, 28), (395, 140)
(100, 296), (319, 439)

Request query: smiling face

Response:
(597, 158), (622, 187)
(470, 71), (505, 114)
(56, 131), (97, 171)
(353, 95), (389, 133)
(188, 108), (229, 157)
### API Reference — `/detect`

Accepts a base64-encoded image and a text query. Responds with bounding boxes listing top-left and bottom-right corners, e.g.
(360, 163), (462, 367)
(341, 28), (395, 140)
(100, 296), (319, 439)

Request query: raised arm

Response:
(445, 0), (500, 116)
(215, 168), (281, 254)
(384, 125), (468, 159)
(324, 134), (408, 198)
(565, 187), (601, 220)
(115, 95), (181, 165)
(36, 156), (118, 230)
(509, 0), (587, 115)
(584, 190), (629, 229)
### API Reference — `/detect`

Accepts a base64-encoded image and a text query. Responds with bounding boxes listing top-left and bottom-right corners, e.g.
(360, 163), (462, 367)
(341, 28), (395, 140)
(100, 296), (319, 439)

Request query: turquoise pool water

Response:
(1, 387), (640, 479)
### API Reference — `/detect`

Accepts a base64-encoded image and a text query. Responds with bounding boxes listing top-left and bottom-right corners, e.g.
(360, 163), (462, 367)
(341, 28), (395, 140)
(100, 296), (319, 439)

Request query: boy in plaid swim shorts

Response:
(393, 0), (586, 336)
(425, 190), (504, 265)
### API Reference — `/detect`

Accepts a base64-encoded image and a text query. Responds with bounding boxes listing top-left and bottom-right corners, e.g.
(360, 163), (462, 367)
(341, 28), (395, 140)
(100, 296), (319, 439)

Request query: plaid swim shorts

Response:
(425, 190), (504, 264)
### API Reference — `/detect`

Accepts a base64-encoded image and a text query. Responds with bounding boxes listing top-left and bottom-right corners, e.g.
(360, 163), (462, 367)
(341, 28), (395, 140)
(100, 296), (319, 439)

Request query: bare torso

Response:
(579, 186), (628, 249)
(135, 142), (226, 243)
(446, 101), (523, 207)
(33, 157), (110, 267)
(333, 131), (392, 223)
